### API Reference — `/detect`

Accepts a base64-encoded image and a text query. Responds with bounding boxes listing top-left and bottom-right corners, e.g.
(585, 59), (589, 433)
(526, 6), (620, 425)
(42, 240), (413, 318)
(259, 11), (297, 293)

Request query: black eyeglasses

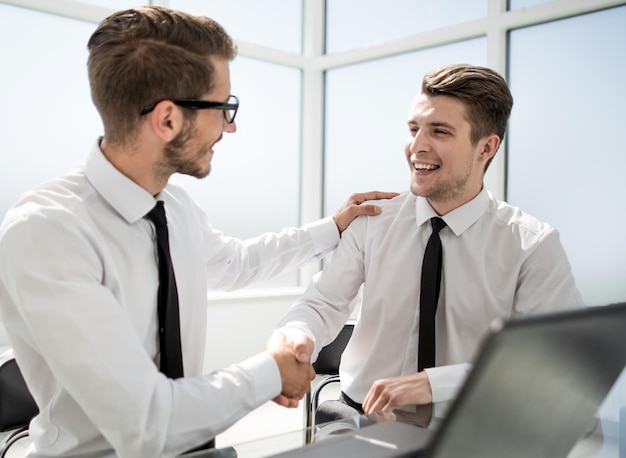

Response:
(140, 95), (239, 123)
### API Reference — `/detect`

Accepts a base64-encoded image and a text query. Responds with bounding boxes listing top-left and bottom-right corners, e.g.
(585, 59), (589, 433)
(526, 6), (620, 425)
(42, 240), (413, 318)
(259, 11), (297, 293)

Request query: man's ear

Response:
(478, 134), (501, 163)
(147, 101), (183, 142)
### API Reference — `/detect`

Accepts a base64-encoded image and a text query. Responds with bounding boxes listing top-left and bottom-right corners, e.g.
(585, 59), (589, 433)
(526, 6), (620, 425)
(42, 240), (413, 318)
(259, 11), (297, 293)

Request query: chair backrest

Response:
(312, 320), (355, 375)
(0, 349), (38, 432)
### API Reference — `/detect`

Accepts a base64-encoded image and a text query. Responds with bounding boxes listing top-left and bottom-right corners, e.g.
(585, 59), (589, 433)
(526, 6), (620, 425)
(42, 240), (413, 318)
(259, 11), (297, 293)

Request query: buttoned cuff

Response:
(239, 352), (282, 402)
(303, 217), (340, 259)
(424, 363), (472, 403)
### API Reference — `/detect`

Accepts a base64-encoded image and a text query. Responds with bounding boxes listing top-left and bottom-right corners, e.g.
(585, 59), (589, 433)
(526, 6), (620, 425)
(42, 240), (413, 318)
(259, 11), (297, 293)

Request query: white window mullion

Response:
(484, 0), (508, 201)
(299, 0), (326, 286)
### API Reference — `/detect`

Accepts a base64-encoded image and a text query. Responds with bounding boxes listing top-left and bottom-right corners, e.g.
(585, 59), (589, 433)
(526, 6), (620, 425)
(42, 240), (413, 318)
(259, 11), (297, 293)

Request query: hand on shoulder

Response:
(333, 191), (400, 234)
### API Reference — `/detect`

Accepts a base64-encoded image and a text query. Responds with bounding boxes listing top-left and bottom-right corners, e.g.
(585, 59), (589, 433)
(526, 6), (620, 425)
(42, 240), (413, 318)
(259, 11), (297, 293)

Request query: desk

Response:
(184, 404), (624, 458)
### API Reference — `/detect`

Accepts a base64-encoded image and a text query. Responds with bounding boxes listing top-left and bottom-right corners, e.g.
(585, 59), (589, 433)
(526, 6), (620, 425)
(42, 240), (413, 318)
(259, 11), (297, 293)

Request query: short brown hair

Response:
(422, 64), (513, 169)
(87, 6), (237, 144)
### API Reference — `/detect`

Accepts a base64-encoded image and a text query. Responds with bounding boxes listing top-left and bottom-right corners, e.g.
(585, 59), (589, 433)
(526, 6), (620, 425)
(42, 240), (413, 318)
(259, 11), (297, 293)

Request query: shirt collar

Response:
(415, 188), (490, 236)
(84, 140), (157, 224)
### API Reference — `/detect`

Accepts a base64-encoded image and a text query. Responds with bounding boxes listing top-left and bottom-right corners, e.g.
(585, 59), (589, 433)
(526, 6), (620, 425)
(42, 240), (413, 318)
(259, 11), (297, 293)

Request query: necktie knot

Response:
(430, 217), (446, 234)
(146, 201), (167, 228)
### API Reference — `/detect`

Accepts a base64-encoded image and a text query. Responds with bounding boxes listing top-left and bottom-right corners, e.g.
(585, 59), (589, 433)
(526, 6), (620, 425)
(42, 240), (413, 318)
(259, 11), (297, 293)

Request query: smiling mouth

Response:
(414, 163), (439, 171)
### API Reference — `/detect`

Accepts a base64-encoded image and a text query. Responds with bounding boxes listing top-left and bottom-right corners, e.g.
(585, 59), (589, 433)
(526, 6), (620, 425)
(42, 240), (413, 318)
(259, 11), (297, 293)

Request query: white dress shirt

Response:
(278, 189), (584, 404)
(0, 142), (339, 457)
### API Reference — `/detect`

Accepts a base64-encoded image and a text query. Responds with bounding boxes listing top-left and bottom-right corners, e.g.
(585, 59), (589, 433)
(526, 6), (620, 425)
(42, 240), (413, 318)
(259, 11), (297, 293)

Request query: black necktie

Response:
(418, 217), (446, 372)
(146, 201), (184, 379)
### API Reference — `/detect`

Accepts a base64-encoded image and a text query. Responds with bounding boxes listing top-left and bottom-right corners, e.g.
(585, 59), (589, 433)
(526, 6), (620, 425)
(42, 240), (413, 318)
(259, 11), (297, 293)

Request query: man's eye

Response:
(435, 129), (449, 135)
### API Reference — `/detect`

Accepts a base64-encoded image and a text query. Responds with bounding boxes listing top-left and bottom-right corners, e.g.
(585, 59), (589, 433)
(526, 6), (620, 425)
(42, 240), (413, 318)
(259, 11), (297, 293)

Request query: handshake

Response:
(265, 330), (316, 408)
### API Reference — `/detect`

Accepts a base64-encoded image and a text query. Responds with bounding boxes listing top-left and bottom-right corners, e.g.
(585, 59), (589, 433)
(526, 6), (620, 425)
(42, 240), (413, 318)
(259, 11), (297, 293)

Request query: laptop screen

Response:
(425, 303), (626, 458)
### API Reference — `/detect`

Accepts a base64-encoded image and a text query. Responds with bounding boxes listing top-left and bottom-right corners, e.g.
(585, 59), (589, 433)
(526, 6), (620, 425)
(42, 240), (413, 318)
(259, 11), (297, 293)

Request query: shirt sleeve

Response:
(202, 215), (340, 291)
(302, 216), (341, 260)
(514, 227), (585, 314)
(425, 363), (472, 403)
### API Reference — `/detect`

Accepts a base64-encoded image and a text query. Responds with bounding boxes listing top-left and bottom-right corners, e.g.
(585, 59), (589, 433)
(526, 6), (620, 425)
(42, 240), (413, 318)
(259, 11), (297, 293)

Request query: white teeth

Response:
(414, 163), (438, 171)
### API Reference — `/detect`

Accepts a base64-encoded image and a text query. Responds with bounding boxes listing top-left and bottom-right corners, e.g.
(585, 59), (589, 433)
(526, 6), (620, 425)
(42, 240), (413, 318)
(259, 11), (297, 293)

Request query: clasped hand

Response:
(265, 331), (315, 408)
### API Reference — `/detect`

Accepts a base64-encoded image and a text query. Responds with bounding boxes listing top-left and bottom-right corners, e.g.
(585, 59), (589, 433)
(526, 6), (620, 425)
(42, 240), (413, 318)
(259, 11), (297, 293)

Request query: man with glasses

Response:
(0, 6), (395, 457)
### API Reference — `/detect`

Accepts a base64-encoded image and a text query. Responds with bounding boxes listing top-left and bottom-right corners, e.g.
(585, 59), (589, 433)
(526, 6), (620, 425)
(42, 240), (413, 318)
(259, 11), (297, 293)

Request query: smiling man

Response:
(276, 64), (584, 422)
(0, 6), (397, 457)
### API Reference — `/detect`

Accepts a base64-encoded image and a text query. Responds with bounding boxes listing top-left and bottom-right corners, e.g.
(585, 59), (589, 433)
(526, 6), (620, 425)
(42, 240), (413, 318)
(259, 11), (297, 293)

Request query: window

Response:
(325, 0), (486, 54)
(75, 0), (144, 9)
(171, 0), (303, 53)
(507, 5), (626, 306)
(0, 3), (101, 218)
(171, 57), (301, 240)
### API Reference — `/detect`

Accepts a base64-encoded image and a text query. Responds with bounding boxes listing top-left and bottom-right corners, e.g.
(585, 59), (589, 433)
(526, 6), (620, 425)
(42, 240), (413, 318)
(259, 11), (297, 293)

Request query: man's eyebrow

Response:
(429, 121), (456, 131)
(407, 120), (457, 131)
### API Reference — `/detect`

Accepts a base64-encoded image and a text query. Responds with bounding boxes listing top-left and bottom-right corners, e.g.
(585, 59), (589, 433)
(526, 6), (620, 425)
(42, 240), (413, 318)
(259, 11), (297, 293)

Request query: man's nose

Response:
(223, 117), (237, 133)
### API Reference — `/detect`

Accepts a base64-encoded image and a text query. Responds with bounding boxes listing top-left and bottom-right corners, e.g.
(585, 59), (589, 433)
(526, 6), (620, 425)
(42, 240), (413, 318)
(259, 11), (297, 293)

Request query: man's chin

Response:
(410, 184), (428, 197)
(196, 168), (211, 179)
(179, 166), (211, 180)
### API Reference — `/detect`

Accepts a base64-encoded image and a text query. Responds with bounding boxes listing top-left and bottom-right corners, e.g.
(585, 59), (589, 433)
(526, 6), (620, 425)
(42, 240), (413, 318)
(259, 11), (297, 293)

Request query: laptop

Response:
(263, 302), (626, 458)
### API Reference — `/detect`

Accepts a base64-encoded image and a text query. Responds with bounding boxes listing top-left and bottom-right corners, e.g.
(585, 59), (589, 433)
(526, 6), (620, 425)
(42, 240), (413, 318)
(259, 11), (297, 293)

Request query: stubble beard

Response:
(410, 158), (474, 206)
(162, 119), (211, 180)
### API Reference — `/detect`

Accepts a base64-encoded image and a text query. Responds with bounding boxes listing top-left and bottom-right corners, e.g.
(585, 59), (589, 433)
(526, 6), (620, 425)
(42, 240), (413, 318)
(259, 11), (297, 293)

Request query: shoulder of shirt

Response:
(343, 191), (414, 235)
(1, 166), (93, 231)
(487, 193), (555, 238)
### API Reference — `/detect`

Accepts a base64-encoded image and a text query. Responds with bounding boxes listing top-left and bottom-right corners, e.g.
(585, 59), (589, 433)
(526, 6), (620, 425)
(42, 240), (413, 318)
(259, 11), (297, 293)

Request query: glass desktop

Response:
(183, 402), (624, 458)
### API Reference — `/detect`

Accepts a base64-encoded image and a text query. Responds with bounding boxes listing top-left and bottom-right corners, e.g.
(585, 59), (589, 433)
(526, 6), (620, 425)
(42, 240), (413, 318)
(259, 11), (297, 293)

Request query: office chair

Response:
(303, 320), (355, 442)
(0, 349), (38, 458)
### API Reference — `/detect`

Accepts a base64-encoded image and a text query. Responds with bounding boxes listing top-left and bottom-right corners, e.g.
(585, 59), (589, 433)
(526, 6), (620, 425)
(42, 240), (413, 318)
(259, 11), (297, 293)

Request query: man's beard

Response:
(162, 119), (211, 179)
(410, 156), (474, 204)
